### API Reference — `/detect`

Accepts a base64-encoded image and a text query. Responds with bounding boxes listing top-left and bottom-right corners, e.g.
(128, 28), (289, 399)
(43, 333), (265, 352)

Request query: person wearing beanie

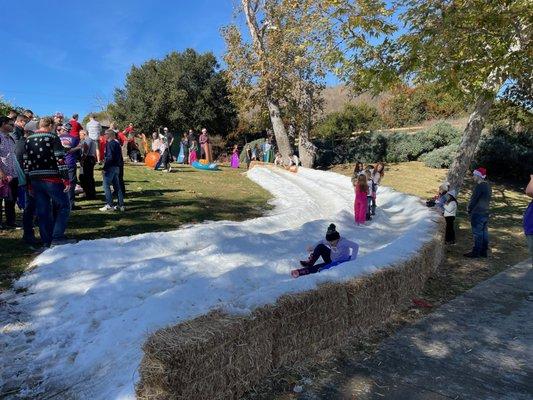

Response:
(293, 224), (359, 277)
(443, 189), (458, 245)
(465, 167), (492, 258)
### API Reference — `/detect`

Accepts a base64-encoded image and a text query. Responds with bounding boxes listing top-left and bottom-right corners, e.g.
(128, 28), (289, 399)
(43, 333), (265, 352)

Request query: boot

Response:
(300, 251), (319, 267)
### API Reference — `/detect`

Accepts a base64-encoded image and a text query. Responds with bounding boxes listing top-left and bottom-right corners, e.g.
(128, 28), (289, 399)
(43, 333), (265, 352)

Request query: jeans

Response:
(68, 166), (77, 209)
(103, 167), (124, 207)
(22, 187), (36, 242)
(471, 213), (489, 256)
(32, 179), (71, 246)
(118, 164), (126, 197)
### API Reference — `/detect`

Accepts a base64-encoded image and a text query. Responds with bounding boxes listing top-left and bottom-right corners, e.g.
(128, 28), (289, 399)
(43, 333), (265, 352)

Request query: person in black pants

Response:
(78, 130), (97, 199)
(443, 189), (457, 245)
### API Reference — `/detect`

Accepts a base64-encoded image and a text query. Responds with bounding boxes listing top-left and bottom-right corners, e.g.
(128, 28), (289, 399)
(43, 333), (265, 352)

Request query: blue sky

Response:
(0, 0), (236, 119)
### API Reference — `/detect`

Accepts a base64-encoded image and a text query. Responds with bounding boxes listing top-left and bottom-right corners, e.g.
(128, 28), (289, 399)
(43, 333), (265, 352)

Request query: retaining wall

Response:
(137, 223), (444, 400)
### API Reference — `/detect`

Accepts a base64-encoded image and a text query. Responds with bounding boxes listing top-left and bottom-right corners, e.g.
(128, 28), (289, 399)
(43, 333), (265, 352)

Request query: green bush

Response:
(385, 122), (461, 162)
(314, 103), (382, 139)
(420, 144), (459, 168)
(474, 127), (533, 180)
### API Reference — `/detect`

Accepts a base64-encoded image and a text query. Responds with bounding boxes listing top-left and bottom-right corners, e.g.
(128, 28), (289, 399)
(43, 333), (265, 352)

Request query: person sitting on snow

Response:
(292, 224), (359, 277)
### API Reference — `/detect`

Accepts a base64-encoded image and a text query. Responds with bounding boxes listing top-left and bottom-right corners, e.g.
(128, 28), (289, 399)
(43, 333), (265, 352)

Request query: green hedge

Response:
(419, 144), (459, 168)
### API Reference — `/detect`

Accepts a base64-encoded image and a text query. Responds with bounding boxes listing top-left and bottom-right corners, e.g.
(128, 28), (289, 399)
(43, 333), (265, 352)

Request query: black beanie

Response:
(325, 223), (340, 241)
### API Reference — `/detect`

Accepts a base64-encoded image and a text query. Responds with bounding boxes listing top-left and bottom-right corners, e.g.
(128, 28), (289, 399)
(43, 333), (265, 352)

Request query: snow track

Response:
(0, 166), (437, 399)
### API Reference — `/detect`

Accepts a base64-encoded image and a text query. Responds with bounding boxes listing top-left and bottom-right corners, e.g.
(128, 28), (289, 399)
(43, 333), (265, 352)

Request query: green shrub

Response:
(420, 144), (459, 168)
(385, 122), (461, 162)
(314, 103), (382, 139)
(474, 127), (533, 180)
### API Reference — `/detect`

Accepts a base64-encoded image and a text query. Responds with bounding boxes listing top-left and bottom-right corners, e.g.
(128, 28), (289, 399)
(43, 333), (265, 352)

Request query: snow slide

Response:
(0, 166), (438, 399)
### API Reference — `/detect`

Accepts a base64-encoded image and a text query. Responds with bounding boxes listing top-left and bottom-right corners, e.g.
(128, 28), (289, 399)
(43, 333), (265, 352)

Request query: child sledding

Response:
(291, 224), (359, 278)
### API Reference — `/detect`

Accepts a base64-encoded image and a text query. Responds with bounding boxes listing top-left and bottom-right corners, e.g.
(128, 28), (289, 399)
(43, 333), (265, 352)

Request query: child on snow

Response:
(443, 189), (457, 244)
(371, 163), (384, 215)
(350, 161), (365, 186)
(292, 224), (359, 277)
(354, 174), (368, 225)
(365, 169), (374, 221)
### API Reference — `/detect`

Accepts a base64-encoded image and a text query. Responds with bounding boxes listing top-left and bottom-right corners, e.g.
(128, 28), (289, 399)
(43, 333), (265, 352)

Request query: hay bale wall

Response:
(137, 224), (444, 400)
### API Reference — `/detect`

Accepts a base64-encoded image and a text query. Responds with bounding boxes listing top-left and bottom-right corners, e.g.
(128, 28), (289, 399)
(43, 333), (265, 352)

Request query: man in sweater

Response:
(99, 129), (124, 212)
(24, 117), (75, 247)
(465, 167), (492, 258)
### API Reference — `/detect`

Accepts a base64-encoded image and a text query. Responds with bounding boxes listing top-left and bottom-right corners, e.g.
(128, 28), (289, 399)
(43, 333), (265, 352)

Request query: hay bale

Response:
(137, 222), (445, 399)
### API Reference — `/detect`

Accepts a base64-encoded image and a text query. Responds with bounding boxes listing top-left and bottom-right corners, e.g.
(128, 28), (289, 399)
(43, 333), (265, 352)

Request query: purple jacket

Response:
(524, 201), (533, 235)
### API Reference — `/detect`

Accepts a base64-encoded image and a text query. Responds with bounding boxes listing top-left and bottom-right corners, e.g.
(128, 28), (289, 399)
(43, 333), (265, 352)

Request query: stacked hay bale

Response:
(137, 223), (444, 400)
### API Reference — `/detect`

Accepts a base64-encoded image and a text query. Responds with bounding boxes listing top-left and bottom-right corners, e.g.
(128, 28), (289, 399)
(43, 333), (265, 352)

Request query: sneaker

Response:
(99, 204), (114, 212)
(299, 260), (310, 267)
(50, 238), (77, 247)
(113, 206), (126, 212)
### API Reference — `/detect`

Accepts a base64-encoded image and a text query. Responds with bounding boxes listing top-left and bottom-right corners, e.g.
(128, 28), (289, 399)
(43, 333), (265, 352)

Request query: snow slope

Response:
(0, 166), (438, 399)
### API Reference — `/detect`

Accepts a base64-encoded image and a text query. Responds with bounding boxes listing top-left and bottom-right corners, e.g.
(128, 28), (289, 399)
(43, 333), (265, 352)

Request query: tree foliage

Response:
(314, 103), (382, 138)
(336, 0), (531, 190)
(110, 49), (237, 135)
(223, 0), (393, 165)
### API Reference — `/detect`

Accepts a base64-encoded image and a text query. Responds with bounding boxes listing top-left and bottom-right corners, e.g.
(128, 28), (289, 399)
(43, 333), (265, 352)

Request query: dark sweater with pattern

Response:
(24, 131), (69, 181)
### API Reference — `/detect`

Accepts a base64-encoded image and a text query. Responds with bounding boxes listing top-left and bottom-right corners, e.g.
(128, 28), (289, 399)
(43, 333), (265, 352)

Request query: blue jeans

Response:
(68, 166), (77, 209)
(471, 213), (489, 256)
(103, 167), (124, 207)
(32, 179), (71, 246)
(22, 187), (37, 242)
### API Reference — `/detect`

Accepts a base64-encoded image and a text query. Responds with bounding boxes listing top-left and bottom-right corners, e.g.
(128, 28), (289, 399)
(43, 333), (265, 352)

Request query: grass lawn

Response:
(0, 163), (272, 289)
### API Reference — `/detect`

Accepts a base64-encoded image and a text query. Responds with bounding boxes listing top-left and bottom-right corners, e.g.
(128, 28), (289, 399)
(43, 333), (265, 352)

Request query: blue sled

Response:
(191, 161), (220, 171)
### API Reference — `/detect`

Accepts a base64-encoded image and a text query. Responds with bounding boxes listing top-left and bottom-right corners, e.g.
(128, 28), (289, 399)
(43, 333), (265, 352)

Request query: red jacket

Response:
(69, 119), (82, 137)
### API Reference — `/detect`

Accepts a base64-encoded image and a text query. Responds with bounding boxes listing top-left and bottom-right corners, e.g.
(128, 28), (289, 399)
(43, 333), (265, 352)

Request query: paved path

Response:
(304, 261), (533, 400)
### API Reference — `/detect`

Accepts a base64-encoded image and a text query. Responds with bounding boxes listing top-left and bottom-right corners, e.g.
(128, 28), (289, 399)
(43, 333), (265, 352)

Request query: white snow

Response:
(0, 166), (438, 399)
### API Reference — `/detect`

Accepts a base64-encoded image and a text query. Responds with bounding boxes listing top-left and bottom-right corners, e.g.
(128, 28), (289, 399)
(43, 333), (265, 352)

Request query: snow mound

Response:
(0, 166), (438, 399)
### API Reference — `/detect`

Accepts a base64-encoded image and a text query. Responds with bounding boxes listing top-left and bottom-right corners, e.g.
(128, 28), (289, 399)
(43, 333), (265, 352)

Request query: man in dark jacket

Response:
(99, 129), (124, 212)
(465, 167), (492, 258)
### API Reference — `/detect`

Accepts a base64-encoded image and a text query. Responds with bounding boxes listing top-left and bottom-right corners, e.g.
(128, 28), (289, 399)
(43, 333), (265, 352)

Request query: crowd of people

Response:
(0, 110), (135, 250)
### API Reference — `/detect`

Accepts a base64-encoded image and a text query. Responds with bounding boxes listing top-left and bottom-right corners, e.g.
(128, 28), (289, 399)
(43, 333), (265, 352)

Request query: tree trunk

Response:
(267, 98), (293, 162)
(298, 126), (317, 168)
(446, 92), (495, 192)
(241, 0), (293, 163)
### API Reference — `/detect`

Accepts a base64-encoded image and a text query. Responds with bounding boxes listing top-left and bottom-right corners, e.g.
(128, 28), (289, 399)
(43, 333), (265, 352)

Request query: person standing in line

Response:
(0, 116), (19, 229)
(163, 127), (174, 161)
(23, 110), (38, 133)
(443, 189), (458, 245)
(230, 144), (240, 168)
(59, 123), (81, 210)
(52, 112), (64, 135)
(86, 114), (102, 161)
(24, 117), (74, 247)
(69, 114), (82, 138)
(464, 167), (492, 258)
(78, 129), (97, 200)
(99, 129), (124, 212)
(354, 174), (368, 225)
(371, 163), (385, 215)
(524, 174), (533, 264)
